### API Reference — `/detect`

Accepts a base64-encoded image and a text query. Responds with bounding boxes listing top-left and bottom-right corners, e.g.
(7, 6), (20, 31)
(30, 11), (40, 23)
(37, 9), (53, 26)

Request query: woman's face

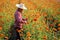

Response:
(18, 8), (23, 12)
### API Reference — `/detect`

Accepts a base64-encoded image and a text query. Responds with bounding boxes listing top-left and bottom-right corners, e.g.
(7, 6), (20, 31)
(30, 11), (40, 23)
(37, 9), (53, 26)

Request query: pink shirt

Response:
(14, 10), (27, 28)
(15, 10), (22, 23)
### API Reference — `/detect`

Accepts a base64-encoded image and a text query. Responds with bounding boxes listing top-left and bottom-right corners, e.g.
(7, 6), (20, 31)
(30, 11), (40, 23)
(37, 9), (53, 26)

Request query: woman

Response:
(9, 3), (27, 40)
(14, 3), (27, 29)
(15, 3), (27, 40)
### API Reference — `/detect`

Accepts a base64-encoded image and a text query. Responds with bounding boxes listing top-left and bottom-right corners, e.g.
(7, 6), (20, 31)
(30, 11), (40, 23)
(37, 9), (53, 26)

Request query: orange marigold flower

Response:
(57, 23), (60, 27)
(0, 21), (4, 24)
(53, 20), (58, 23)
(49, 17), (53, 21)
(33, 18), (37, 21)
(45, 27), (50, 32)
(26, 37), (31, 40)
(49, 24), (54, 27)
(26, 32), (31, 37)
(26, 22), (29, 25)
(56, 12), (60, 15)
(0, 26), (2, 30)
(35, 12), (41, 18)
(0, 34), (5, 37)
(57, 27), (60, 31)
(0, 8), (3, 12)
(0, 16), (3, 18)
(43, 35), (47, 40)
(43, 12), (47, 17)
(53, 28), (57, 31)
(16, 29), (22, 32)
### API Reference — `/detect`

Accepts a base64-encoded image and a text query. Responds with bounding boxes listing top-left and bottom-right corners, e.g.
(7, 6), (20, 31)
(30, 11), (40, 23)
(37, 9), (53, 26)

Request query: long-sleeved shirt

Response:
(14, 10), (23, 28)
(14, 10), (27, 28)
(15, 10), (22, 23)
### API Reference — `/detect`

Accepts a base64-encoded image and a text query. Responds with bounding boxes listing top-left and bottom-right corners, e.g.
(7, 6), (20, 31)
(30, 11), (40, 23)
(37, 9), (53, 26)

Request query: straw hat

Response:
(16, 3), (27, 10)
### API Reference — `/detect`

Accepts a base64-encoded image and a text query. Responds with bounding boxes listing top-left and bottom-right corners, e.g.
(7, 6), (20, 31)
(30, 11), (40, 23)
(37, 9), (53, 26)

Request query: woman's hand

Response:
(22, 18), (27, 24)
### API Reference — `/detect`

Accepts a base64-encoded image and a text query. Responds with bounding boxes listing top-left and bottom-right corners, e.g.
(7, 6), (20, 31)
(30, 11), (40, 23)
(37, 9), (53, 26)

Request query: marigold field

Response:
(0, 0), (60, 40)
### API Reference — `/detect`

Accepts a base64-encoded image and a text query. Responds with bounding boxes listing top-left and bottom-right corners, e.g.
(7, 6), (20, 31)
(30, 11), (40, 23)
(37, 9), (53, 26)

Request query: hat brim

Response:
(16, 4), (27, 10)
